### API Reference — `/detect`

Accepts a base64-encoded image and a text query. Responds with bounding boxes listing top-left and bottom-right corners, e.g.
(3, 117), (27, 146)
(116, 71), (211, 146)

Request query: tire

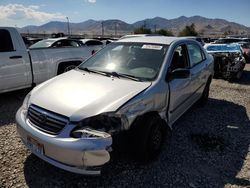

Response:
(57, 63), (79, 75)
(198, 79), (211, 106)
(235, 70), (243, 81)
(63, 64), (77, 73)
(130, 115), (170, 161)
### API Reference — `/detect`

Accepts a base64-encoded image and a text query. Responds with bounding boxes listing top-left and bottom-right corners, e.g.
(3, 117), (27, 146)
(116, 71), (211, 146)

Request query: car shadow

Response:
(0, 89), (30, 127)
(237, 69), (250, 85)
(23, 98), (250, 187)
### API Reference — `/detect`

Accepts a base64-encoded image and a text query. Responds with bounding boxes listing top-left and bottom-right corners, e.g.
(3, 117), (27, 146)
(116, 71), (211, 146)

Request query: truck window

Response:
(0, 29), (14, 52)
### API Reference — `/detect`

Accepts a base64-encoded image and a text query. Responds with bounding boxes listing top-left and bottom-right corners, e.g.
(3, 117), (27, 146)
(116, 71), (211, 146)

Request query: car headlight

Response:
(70, 112), (128, 138)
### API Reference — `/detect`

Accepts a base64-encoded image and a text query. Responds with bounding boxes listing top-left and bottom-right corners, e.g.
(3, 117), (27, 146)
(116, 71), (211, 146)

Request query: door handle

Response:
(9, 55), (22, 59)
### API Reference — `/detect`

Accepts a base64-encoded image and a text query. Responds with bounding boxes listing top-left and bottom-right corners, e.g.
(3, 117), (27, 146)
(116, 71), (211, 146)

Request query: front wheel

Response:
(198, 79), (211, 106)
(130, 115), (170, 160)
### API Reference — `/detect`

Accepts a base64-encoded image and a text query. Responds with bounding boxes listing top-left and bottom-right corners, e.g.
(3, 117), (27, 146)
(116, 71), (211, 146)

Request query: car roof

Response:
(117, 36), (180, 45)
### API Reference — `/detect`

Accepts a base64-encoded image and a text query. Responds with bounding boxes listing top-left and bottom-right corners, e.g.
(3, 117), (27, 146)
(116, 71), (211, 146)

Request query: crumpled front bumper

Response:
(227, 61), (245, 72)
(16, 107), (112, 175)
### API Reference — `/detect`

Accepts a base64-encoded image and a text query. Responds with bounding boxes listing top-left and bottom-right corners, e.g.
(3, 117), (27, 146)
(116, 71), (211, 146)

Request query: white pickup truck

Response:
(0, 27), (95, 94)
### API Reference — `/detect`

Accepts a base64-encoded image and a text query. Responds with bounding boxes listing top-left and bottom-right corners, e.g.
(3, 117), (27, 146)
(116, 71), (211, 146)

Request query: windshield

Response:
(29, 39), (55, 48)
(78, 42), (168, 81)
(206, 44), (241, 52)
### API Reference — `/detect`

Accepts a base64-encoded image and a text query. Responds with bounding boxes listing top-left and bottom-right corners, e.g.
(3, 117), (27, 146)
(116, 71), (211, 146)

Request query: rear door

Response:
(0, 29), (31, 92)
(186, 43), (207, 100)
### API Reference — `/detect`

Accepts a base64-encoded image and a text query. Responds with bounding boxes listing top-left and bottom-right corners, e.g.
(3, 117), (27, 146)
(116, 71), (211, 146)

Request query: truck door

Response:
(0, 29), (31, 92)
(167, 44), (193, 125)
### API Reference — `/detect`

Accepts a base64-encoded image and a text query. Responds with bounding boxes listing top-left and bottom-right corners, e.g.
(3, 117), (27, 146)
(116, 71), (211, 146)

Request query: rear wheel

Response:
(63, 64), (77, 73)
(57, 62), (80, 75)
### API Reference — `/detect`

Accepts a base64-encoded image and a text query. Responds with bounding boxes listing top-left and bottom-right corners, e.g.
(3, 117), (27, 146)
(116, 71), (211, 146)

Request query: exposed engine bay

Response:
(212, 52), (245, 80)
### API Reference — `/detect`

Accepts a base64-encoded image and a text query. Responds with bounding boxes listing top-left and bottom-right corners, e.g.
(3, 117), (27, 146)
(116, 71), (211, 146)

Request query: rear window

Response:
(0, 29), (14, 52)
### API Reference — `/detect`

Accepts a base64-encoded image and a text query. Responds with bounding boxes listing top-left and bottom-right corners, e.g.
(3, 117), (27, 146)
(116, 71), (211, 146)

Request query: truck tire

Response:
(63, 64), (77, 73)
(130, 114), (170, 161)
(57, 62), (80, 75)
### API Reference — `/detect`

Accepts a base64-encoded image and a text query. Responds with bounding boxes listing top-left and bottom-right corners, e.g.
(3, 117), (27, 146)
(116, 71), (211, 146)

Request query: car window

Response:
(69, 40), (80, 47)
(0, 29), (14, 52)
(52, 40), (73, 47)
(187, 44), (204, 67)
(86, 40), (103, 46)
(170, 45), (189, 71)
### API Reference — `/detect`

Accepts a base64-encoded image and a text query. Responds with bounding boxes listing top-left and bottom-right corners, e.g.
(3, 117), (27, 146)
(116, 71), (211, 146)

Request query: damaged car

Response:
(204, 43), (246, 80)
(16, 36), (213, 175)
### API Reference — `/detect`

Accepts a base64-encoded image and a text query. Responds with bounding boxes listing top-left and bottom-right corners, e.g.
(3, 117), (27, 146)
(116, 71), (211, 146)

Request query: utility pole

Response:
(115, 23), (117, 36)
(154, 24), (157, 33)
(143, 21), (146, 29)
(101, 21), (104, 36)
(66, 17), (70, 37)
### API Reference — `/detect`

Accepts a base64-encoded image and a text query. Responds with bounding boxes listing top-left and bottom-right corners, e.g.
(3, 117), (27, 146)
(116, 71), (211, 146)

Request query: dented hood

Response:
(30, 69), (151, 121)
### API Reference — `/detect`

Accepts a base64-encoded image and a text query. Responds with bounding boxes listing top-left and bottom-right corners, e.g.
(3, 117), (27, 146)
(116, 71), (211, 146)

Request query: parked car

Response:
(22, 36), (43, 48)
(79, 39), (104, 54)
(204, 43), (246, 80)
(213, 37), (243, 44)
(0, 27), (99, 94)
(239, 42), (250, 63)
(29, 38), (83, 49)
(16, 36), (213, 175)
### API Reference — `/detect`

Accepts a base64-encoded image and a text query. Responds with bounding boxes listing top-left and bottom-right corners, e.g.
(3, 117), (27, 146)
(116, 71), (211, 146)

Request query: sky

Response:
(0, 0), (250, 28)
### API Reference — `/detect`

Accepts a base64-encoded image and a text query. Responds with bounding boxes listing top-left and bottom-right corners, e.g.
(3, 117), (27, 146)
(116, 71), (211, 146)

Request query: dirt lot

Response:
(0, 65), (250, 188)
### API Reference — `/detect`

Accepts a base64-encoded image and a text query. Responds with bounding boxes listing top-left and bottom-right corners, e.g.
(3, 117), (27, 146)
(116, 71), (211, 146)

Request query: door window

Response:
(170, 45), (189, 71)
(187, 44), (205, 67)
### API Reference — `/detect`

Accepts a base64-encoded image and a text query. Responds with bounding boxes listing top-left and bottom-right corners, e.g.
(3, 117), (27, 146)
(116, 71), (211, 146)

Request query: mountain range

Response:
(19, 16), (250, 37)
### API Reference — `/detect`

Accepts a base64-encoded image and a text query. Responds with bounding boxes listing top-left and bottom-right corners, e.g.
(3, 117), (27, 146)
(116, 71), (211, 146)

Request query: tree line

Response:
(134, 23), (198, 36)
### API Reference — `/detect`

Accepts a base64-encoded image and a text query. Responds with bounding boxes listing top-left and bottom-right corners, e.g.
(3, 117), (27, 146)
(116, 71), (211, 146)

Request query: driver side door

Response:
(167, 44), (193, 125)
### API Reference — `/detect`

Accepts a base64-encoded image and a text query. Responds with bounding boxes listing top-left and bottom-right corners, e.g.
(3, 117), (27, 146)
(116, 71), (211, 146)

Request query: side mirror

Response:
(166, 68), (190, 81)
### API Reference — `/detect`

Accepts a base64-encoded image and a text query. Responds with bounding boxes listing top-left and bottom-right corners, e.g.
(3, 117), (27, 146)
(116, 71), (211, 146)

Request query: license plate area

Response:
(27, 136), (44, 155)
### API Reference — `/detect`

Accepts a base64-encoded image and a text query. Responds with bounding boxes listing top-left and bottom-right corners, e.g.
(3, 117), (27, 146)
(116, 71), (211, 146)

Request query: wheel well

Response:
(130, 111), (168, 131)
(57, 61), (82, 75)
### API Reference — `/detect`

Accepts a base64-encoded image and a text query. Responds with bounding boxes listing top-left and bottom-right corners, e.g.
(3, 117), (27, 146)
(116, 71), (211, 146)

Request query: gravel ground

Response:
(0, 65), (250, 188)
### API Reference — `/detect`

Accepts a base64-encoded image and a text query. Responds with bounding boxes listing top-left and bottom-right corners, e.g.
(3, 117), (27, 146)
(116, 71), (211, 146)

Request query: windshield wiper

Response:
(80, 67), (109, 77)
(80, 68), (142, 81)
(109, 72), (142, 81)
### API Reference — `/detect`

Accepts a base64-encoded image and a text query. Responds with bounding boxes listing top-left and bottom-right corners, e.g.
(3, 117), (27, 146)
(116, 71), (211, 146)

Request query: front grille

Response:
(27, 105), (69, 135)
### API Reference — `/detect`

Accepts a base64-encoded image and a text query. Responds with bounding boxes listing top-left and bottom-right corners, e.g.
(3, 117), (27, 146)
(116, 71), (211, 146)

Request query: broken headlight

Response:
(70, 113), (128, 138)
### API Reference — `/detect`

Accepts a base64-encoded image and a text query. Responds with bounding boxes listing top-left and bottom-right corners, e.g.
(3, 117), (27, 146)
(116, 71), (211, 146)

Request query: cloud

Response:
(86, 0), (97, 3)
(0, 4), (65, 24)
